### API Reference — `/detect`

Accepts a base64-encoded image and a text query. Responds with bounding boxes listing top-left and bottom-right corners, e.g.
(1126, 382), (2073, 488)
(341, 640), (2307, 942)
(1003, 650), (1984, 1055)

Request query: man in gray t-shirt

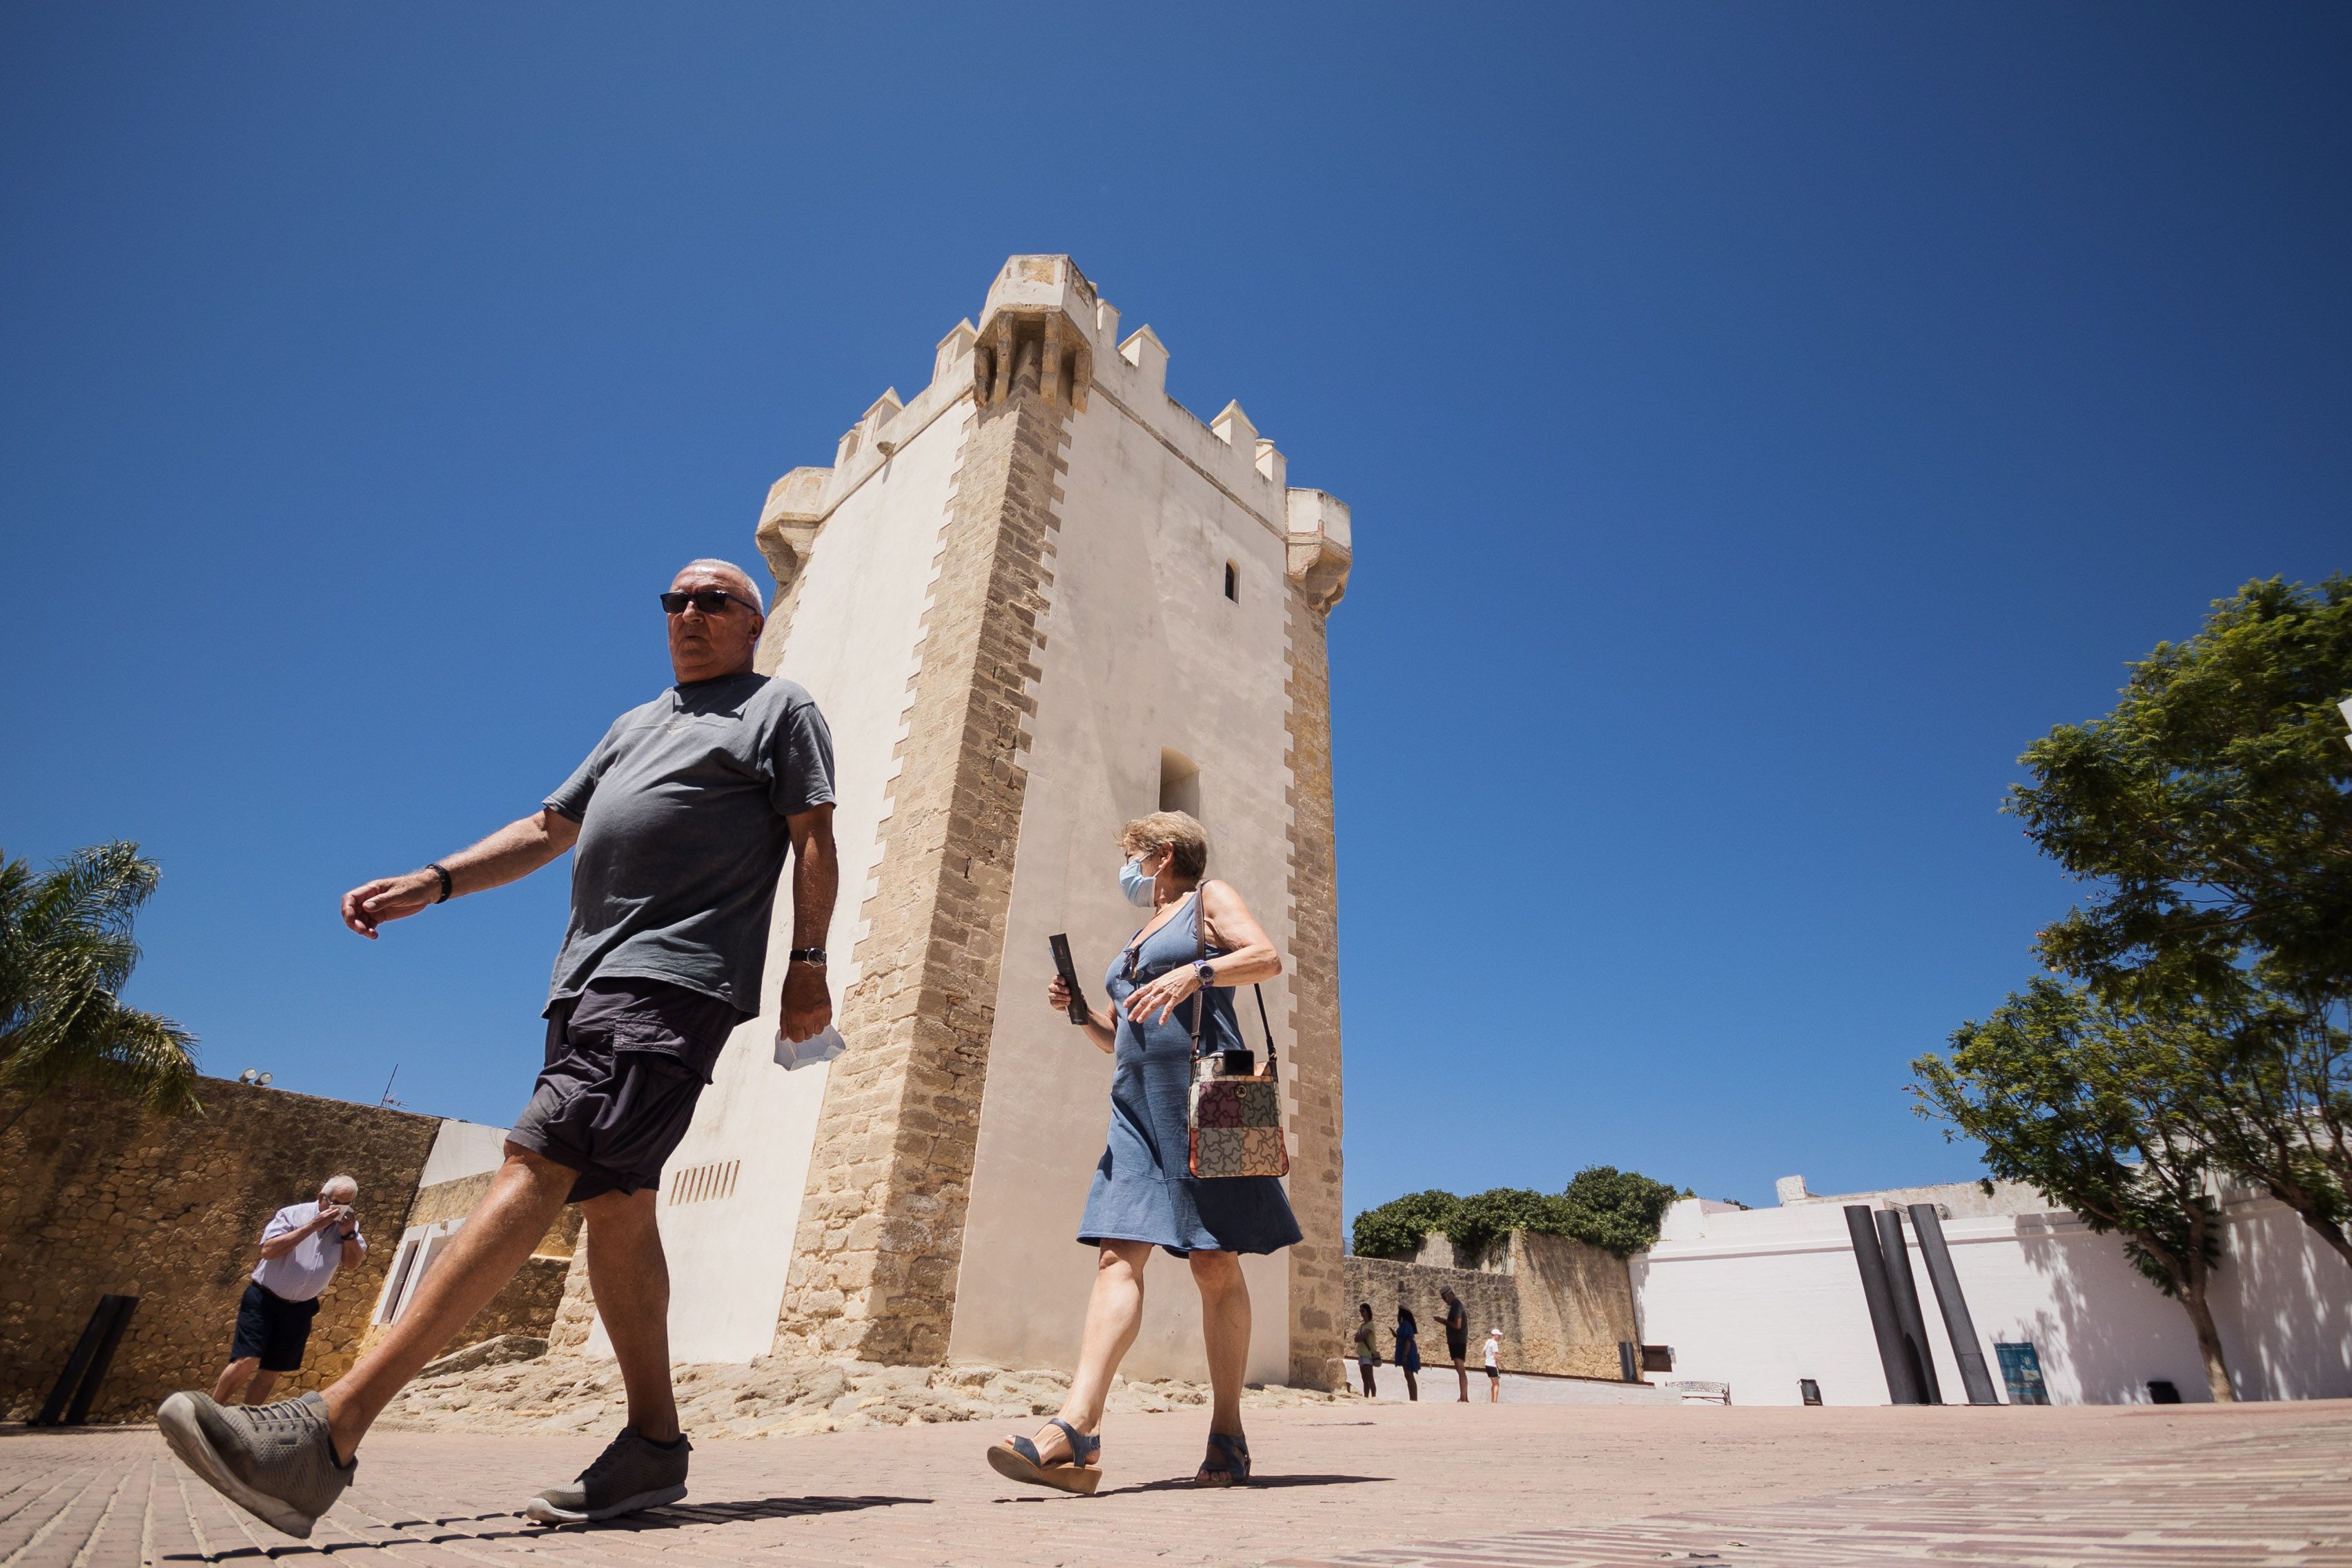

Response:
(159, 558), (838, 1537)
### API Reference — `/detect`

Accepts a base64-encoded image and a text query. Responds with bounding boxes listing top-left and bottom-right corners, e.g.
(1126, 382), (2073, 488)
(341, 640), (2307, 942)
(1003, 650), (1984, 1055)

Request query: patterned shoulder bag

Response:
(1186, 885), (1291, 1180)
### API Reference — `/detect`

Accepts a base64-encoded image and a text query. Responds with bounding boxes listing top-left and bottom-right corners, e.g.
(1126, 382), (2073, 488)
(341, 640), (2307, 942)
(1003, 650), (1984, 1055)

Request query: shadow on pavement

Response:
(157, 1497), (932, 1560)
(1097, 1473), (1392, 1496)
(569, 1495), (932, 1528)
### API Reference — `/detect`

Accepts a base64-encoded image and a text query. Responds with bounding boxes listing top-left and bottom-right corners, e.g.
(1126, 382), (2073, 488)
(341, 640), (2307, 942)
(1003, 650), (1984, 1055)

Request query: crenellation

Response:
(1117, 324), (1168, 390)
(861, 389), (906, 454)
(933, 320), (977, 387)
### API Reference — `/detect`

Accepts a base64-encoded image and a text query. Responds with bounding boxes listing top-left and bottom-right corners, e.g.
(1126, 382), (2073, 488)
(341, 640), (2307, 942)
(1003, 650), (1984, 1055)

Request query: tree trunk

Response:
(2282, 1198), (2352, 1271)
(2179, 1273), (2236, 1402)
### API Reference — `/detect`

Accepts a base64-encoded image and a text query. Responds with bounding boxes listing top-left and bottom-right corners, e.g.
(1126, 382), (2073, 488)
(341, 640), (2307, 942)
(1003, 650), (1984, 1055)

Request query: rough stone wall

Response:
(1508, 1231), (1640, 1380)
(545, 1233), (598, 1355)
(1344, 1256), (1520, 1370)
(0, 1080), (439, 1422)
(355, 1175), (578, 1361)
(772, 360), (1068, 1365)
(402, 1173), (580, 1252)
(1282, 580), (1347, 1389)
(447, 1255), (569, 1350)
(1342, 1230), (1638, 1380)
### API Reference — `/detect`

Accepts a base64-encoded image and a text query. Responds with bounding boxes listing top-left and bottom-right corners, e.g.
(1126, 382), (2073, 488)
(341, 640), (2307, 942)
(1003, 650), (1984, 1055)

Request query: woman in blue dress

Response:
(986, 812), (1300, 1493)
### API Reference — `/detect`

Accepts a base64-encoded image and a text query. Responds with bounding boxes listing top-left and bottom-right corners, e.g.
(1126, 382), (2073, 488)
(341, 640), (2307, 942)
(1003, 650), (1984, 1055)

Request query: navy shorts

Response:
(231, 1281), (319, 1373)
(509, 977), (745, 1204)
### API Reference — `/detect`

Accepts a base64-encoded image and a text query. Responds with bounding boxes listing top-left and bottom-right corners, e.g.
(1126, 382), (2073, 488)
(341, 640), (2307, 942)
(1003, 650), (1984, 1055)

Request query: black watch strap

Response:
(426, 863), (453, 903)
(790, 946), (827, 966)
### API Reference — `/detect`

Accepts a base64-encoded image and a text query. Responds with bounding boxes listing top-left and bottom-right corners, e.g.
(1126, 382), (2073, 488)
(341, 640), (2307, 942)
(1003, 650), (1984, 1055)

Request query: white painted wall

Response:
(947, 320), (1301, 1384)
(585, 368), (973, 1365)
(415, 1119), (509, 1189)
(1632, 1186), (2352, 1407)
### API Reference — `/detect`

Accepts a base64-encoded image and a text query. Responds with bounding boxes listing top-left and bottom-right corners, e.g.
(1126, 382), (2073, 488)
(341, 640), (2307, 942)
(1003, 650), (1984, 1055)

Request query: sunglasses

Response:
(659, 589), (759, 616)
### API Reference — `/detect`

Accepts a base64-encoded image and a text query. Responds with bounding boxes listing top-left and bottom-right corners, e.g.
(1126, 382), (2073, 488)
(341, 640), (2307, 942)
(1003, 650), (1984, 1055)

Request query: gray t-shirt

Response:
(544, 671), (835, 1016)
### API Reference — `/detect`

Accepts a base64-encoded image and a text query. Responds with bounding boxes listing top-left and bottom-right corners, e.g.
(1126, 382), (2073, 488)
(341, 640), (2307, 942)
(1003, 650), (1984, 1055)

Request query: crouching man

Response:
(212, 1175), (365, 1407)
(158, 560), (838, 1537)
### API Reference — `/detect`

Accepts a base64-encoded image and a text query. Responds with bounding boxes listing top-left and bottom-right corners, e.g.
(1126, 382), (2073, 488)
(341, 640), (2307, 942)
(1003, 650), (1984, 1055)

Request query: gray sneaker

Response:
(156, 1390), (355, 1539)
(526, 1429), (690, 1524)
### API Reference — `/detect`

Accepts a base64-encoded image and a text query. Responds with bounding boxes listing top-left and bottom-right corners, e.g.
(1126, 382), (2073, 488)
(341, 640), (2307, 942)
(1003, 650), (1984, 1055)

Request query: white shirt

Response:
(1484, 1336), (1500, 1369)
(250, 1202), (364, 1303)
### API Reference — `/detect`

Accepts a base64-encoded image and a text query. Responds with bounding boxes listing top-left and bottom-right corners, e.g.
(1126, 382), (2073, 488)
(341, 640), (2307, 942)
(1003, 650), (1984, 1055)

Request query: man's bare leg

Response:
(320, 1146), (574, 1462)
(211, 1357), (260, 1405)
(577, 1186), (679, 1443)
(246, 1371), (280, 1404)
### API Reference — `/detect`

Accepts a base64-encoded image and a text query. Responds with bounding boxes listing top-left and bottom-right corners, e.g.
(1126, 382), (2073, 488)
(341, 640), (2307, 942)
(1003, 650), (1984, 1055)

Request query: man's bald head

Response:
(678, 559), (764, 614)
(666, 560), (767, 683)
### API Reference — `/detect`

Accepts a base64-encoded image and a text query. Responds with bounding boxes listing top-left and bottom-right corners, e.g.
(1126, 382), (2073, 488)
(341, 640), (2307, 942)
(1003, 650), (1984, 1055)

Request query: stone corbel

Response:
(754, 468), (831, 672)
(756, 467), (831, 598)
(1284, 489), (1353, 614)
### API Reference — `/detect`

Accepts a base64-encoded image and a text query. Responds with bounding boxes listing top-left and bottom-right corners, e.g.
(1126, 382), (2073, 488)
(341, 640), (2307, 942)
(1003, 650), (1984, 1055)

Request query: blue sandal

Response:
(1195, 1430), (1251, 1485)
(986, 1416), (1103, 1495)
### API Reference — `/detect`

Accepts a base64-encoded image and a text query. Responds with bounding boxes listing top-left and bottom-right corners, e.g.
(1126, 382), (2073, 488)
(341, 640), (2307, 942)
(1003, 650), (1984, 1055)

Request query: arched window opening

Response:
(1223, 561), (1239, 602)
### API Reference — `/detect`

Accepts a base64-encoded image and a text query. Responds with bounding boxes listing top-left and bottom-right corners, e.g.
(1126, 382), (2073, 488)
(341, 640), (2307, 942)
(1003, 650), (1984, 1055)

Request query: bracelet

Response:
(426, 863), (453, 904)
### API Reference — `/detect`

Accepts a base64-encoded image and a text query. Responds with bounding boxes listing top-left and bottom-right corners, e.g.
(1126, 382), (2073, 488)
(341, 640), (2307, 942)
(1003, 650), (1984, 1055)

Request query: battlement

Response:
(758, 255), (1350, 605)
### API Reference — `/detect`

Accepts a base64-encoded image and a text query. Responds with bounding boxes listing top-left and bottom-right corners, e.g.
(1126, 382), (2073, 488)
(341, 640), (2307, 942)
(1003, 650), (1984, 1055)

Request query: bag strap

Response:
(1191, 882), (1280, 1081)
(1190, 889), (1206, 1061)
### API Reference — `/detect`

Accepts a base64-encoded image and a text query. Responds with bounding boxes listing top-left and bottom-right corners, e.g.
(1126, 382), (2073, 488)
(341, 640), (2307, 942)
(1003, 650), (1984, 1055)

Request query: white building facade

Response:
(1632, 1177), (2352, 1406)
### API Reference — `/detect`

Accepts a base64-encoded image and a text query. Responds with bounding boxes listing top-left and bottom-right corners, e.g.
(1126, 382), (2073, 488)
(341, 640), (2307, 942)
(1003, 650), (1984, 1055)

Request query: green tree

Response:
(0, 842), (199, 1133)
(2008, 576), (2352, 1262)
(1912, 980), (2235, 1400)
(1350, 1167), (1687, 1264)
(1558, 1164), (1688, 1257)
(1351, 1188), (1458, 1261)
(1445, 1188), (1568, 1264)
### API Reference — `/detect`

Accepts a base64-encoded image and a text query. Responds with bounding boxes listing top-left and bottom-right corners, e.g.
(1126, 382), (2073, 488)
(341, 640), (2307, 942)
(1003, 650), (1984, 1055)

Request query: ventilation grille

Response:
(667, 1159), (741, 1206)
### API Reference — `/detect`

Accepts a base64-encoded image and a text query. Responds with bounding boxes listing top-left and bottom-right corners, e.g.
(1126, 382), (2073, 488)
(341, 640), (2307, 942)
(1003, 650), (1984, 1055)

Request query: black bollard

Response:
(1908, 1204), (2001, 1404)
(1874, 1210), (1941, 1404)
(1845, 1205), (1923, 1404)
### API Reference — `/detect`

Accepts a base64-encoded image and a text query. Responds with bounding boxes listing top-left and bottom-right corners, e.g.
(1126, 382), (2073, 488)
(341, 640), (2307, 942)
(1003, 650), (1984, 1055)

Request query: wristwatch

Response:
(1193, 959), (1216, 988)
(790, 947), (828, 968)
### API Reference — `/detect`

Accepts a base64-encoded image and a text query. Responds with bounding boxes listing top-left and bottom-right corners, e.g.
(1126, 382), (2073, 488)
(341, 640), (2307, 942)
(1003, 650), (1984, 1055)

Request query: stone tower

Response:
(575, 256), (1351, 1388)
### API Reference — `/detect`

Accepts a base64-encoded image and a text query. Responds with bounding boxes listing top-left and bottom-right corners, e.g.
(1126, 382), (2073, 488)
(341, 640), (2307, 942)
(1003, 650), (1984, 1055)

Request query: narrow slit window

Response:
(1223, 561), (1239, 602)
(1159, 748), (1201, 817)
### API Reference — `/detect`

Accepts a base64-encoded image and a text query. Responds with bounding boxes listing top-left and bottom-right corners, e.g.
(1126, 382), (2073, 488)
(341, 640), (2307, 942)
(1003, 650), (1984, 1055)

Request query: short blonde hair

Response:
(1119, 812), (1208, 881)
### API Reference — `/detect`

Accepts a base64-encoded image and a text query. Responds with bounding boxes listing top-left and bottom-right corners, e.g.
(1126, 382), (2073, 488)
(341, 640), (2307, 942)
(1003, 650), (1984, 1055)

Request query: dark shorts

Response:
(509, 976), (745, 1204)
(1447, 1333), (1469, 1362)
(231, 1281), (319, 1373)
(1487, 1364), (1501, 1379)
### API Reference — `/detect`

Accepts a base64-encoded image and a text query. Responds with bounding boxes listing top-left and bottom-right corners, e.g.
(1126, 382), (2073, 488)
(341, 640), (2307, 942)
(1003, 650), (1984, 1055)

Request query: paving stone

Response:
(1, 1398), (2346, 1567)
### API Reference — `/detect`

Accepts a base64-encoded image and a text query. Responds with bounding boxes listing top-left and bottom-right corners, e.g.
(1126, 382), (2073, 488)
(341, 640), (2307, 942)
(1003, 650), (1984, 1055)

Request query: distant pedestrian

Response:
(1439, 1285), (1470, 1402)
(1394, 1305), (1422, 1402)
(210, 1177), (365, 1408)
(1354, 1302), (1380, 1398)
(1484, 1327), (1503, 1402)
(159, 560), (839, 1538)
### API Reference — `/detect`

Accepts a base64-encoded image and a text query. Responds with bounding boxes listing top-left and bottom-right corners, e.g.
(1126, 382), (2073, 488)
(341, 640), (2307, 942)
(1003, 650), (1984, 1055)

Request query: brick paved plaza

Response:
(6, 1398), (2349, 1568)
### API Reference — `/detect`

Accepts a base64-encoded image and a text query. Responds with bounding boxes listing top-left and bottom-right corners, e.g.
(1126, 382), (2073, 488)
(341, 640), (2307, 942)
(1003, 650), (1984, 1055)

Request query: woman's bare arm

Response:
(1122, 879), (1282, 1024)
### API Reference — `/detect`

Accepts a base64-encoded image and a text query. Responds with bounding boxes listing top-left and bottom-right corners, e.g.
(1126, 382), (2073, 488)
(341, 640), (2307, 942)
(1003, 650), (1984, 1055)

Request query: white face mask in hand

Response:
(1119, 855), (1156, 908)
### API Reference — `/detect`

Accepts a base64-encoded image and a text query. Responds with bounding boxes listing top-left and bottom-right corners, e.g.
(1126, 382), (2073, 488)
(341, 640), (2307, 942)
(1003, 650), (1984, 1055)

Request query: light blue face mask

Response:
(1119, 854), (1157, 908)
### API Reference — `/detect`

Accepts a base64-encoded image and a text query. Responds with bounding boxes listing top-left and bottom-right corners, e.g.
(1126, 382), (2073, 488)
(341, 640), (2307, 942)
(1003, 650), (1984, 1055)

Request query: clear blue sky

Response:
(3, 6), (2345, 1226)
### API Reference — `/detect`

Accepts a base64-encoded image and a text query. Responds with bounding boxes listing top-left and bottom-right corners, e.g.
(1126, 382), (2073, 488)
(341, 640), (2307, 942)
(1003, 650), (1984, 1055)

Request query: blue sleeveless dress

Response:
(1077, 891), (1304, 1257)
